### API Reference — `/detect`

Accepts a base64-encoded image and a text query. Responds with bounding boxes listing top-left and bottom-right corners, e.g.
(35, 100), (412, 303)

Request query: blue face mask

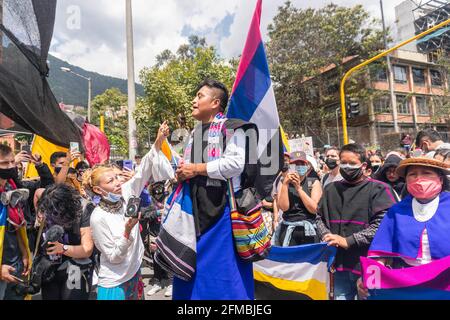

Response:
(99, 187), (122, 203)
(296, 165), (309, 177)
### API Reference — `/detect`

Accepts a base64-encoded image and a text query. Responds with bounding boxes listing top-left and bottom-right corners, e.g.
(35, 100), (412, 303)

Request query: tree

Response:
(91, 88), (129, 158)
(135, 36), (236, 152)
(429, 54), (450, 125)
(267, 2), (387, 141)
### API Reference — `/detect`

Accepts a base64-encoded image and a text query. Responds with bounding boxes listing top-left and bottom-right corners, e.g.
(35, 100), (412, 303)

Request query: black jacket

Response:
(13, 163), (55, 229)
(375, 154), (405, 197)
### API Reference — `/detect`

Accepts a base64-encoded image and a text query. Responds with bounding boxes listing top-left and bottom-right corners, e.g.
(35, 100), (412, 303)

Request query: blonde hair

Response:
(82, 166), (114, 192)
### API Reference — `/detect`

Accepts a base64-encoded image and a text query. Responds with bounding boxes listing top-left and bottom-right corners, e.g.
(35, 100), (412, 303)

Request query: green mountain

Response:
(47, 54), (144, 107)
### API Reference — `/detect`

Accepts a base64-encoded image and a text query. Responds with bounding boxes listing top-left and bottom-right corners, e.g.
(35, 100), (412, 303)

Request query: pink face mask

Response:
(407, 176), (442, 199)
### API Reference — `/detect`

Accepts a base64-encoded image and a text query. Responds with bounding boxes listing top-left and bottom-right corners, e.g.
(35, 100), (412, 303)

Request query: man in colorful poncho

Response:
(166, 79), (258, 300)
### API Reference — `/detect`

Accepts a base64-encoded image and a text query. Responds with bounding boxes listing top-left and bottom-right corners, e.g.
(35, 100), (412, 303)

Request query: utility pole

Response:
(335, 108), (341, 148)
(126, 0), (138, 160)
(380, 0), (400, 133)
(0, 0), (3, 65)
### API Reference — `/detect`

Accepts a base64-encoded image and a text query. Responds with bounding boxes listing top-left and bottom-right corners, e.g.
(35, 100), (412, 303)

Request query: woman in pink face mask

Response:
(357, 157), (450, 299)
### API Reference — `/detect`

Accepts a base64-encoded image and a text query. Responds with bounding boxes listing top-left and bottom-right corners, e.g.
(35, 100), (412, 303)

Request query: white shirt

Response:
(402, 196), (439, 267)
(322, 171), (343, 188)
(205, 127), (246, 192)
(90, 146), (174, 288)
(426, 142), (450, 158)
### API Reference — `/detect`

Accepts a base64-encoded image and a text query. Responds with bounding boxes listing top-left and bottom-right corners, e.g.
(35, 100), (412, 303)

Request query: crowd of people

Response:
(0, 78), (449, 301)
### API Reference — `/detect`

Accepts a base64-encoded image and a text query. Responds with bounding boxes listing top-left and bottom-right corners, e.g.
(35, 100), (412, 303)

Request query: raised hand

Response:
(155, 121), (170, 151)
(14, 151), (31, 165)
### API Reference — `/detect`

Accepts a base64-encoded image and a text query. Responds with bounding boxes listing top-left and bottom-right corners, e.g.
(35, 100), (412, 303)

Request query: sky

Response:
(50, 0), (408, 80)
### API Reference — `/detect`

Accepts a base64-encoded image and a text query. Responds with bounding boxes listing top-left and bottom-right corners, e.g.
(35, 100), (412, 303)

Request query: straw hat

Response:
(396, 157), (450, 178)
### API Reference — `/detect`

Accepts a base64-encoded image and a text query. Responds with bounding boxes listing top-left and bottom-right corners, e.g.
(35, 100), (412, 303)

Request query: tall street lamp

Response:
(125, 0), (138, 160)
(61, 67), (92, 123)
(380, 0), (399, 134)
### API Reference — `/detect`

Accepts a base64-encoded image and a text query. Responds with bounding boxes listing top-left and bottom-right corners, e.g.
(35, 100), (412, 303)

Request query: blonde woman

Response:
(87, 122), (174, 300)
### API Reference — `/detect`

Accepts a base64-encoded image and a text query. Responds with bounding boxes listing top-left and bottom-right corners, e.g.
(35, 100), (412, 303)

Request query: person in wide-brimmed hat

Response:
(396, 156), (450, 179)
(358, 157), (450, 299)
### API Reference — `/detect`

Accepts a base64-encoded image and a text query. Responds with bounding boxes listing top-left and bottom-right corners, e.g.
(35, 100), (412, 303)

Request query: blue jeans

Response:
(333, 271), (359, 300)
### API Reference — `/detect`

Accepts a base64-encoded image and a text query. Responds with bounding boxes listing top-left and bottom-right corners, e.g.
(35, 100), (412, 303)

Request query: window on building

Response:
(416, 96), (429, 116)
(374, 96), (391, 114)
(412, 68), (425, 85)
(393, 65), (408, 83)
(371, 66), (387, 81)
(308, 86), (319, 101)
(396, 95), (411, 114)
(430, 69), (443, 86)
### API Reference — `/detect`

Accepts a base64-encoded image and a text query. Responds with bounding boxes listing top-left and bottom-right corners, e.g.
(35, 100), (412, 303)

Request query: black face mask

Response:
(372, 165), (381, 173)
(325, 158), (338, 170)
(0, 167), (18, 180)
(340, 165), (364, 183)
(281, 163), (289, 173)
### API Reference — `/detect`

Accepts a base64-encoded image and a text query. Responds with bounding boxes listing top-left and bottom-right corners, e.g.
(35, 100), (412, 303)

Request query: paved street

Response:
(31, 265), (171, 300)
(142, 266), (172, 301)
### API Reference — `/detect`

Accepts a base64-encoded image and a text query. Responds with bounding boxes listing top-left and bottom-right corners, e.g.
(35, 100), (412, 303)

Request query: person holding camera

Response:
(33, 184), (95, 300)
(273, 151), (322, 247)
(0, 144), (53, 300)
(88, 122), (173, 300)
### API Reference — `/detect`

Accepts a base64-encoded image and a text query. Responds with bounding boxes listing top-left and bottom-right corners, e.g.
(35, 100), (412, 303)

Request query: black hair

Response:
(50, 151), (67, 165)
(434, 148), (450, 162)
(415, 129), (442, 147)
(369, 154), (383, 162)
(75, 161), (90, 171)
(0, 144), (13, 157)
(340, 143), (368, 164)
(37, 184), (82, 230)
(366, 158), (372, 170)
(196, 78), (229, 112)
(115, 160), (124, 170)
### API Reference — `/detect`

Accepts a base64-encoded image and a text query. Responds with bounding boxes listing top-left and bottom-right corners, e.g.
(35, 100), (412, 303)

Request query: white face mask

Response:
(340, 163), (363, 170)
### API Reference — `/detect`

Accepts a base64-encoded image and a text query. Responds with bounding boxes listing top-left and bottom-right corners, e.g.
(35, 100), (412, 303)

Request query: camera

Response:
(14, 225), (65, 296)
(141, 203), (162, 221)
(1, 189), (29, 207)
(14, 278), (41, 296)
(14, 252), (59, 296)
(125, 196), (141, 218)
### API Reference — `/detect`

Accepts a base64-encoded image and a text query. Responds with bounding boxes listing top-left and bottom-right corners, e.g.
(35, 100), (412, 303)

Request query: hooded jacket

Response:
(375, 154), (405, 198)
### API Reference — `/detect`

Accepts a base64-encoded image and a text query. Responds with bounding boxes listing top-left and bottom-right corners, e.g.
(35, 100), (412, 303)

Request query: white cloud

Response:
(50, 0), (407, 79)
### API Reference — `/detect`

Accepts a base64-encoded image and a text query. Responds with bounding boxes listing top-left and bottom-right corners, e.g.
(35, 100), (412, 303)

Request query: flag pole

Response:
(0, 0), (3, 64)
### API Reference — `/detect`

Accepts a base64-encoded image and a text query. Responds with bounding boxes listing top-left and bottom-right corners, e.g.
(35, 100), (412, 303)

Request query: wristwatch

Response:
(62, 244), (69, 253)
